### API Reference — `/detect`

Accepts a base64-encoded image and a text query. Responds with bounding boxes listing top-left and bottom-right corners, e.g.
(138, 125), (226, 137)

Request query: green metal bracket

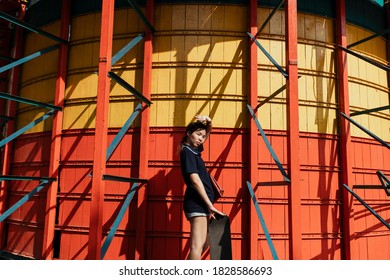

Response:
(354, 171), (390, 196)
(0, 176), (56, 223)
(101, 182), (141, 259)
(0, 45), (59, 74)
(102, 174), (148, 183)
(338, 45), (390, 72)
(0, 92), (62, 111)
(343, 184), (390, 230)
(347, 28), (390, 49)
(340, 112), (390, 150)
(350, 105), (390, 117)
(248, 32), (288, 78)
(255, 0), (285, 37)
(108, 71), (152, 105)
(111, 33), (145, 66)
(246, 181), (279, 260)
(0, 109), (56, 148)
(0, 11), (67, 45)
(247, 104), (291, 183)
(126, 0), (155, 34)
(106, 103), (143, 162)
(255, 76), (301, 110)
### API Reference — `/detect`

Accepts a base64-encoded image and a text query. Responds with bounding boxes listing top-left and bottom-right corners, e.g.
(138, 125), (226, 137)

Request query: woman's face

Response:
(187, 128), (207, 148)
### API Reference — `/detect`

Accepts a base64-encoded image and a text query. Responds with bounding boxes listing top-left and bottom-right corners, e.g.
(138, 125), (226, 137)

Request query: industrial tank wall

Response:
(3, 2), (390, 259)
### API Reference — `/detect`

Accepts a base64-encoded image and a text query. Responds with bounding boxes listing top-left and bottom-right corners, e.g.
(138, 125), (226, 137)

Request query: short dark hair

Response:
(180, 121), (207, 146)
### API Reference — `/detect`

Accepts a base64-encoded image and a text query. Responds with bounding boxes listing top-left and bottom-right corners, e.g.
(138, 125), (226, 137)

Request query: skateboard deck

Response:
(209, 215), (232, 260)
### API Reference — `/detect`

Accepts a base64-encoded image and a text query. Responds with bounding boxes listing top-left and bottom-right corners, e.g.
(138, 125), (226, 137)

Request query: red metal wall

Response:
(0, 2), (390, 260)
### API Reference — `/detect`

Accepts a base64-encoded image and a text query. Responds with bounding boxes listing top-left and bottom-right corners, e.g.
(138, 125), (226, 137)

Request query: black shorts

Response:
(183, 187), (210, 220)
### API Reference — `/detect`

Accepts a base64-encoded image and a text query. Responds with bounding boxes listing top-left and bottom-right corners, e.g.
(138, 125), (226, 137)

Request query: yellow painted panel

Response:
(113, 8), (141, 34)
(154, 99), (174, 127)
(223, 38), (241, 63)
(19, 79), (56, 106)
(210, 36), (224, 62)
(304, 14), (316, 41)
(108, 101), (140, 128)
(154, 36), (171, 62)
(186, 5), (199, 30)
(112, 37), (142, 66)
(297, 13), (305, 39)
(210, 67), (225, 95)
(198, 5), (212, 30)
(71, 13), (101, 41)
(258, 71), (271, 98)
(196, 68), (212, 94)
(258, 8), (271, 34)
(225, 6), (246, 32)
(270, 103), (286, 130)
(68, 42), (99, 70)
(63, 104), (96, 130)
(211, 5), (225, 30)
(269, 10), (284, 36)
(172, 5), (185, 29)
(325, 48), (335, 73)
(16, 109), (53, 133)
(269, 72), (285, 98)
(303, 106), (337, 134)
(20, 48), (58, 85)
(153, 68), (170, 94)
(346, 24), (358, 47)
(171, 36), (186, 62)
(150, 97), (247, 129)
(65, 73), (98, 99)
(170, 68), (186, 94)
(197, 36), (212, 61)
(258, 38), (270, 66)
(347, 54), (359, 78)
(20, 23), (60, 85)
(325, 18), (335, 44)
(258, 102), (271, 130)
(185, 35), (199, 62)
(155, 5), (172, 31)
(348, 82), (360, 109)
(110, 70), (142, 97)
(299, 106), (308, 132)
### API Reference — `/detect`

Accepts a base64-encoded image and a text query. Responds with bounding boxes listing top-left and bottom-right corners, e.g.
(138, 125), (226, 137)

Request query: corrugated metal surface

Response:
(1, 2), (389, 260)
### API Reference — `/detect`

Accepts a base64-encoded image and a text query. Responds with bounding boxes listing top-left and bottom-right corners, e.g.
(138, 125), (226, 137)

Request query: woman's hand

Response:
(195, 115), (211, 124)
(208, 205), (226, 219)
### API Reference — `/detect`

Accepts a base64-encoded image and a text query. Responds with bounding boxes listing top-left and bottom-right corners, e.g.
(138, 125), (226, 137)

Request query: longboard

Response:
(209, 215), (232, 260)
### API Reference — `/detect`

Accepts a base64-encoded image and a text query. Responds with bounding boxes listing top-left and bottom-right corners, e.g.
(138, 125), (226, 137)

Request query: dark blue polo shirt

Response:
(180, 144), (215, 214)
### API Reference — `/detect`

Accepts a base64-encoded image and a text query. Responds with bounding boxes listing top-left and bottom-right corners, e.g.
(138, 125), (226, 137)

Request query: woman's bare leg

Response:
(187, 216), (208, 260)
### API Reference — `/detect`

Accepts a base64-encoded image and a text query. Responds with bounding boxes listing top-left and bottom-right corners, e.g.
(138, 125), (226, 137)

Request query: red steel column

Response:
(0, 3), (26, 249)
(42, 0), (71, 259)
(336, 0), (354, 260)
(285, 0), (302, 259)
(88, 0), (115, 260)
(135, 0), (154, 260)
(248, 0), (259, 260)
(386, 3), (390, 108)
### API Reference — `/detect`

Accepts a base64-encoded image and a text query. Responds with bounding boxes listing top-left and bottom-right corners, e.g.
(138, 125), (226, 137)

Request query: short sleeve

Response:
(180, 148), (198, 175)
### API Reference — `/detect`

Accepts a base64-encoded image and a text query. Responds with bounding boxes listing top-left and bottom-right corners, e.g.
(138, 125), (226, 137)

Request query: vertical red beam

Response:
(88, 0), (115, 260)
(248, 0), (259, 260)
(41, 0), (71, 259)
(135, 0), (154, 260)
(285, 0), (302, 259)
(386, 3), (390, 107)
(336, 0), (354, 260)
(0, 3), (26, 249)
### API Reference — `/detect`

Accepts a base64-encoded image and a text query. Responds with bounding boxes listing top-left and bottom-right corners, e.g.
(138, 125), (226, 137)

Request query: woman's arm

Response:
(195, 115), (212, 136)
(189, 173), (225, 217)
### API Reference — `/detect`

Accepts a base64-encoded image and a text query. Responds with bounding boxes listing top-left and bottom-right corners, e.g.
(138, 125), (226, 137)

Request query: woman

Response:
(180, 115), (225, 260)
